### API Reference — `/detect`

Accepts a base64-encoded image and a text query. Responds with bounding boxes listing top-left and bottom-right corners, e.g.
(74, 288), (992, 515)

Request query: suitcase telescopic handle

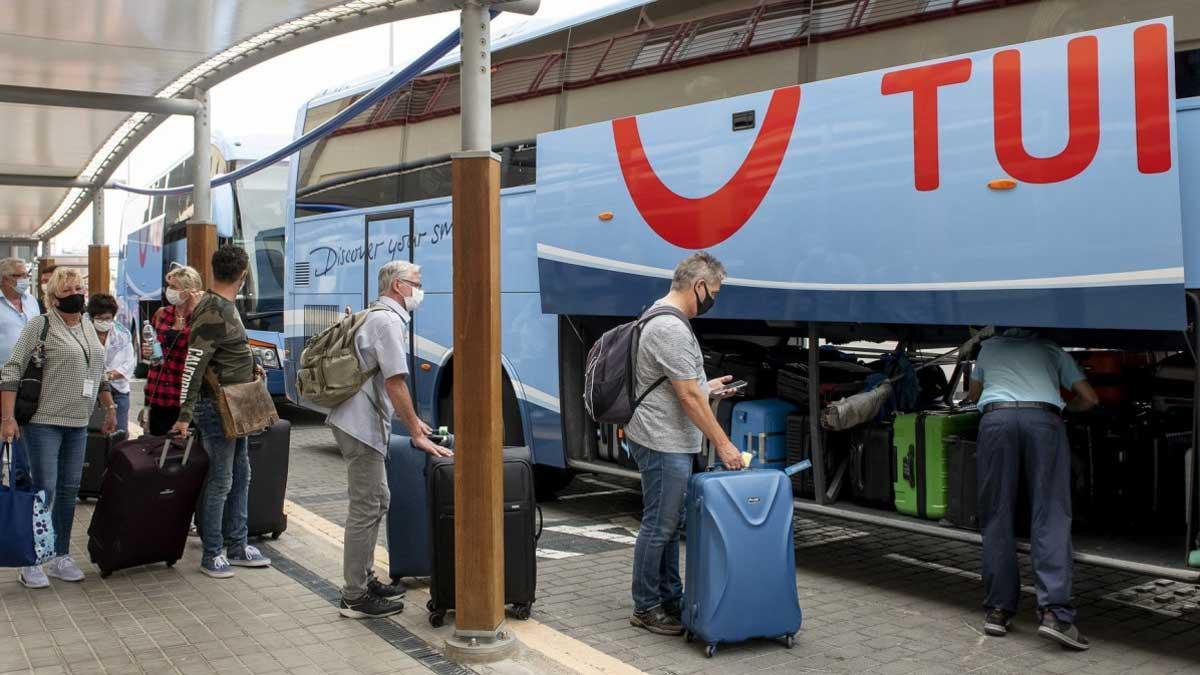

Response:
(744, 433), (767, 465)
(158, 434), (196, 469)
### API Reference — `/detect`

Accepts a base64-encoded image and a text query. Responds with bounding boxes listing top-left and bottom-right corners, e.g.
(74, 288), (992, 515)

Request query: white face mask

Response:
(165, 288), (183, 306)
(404, 287), (424, 313)
(94, 319), (113, 333)
(13, 279), (29, 294)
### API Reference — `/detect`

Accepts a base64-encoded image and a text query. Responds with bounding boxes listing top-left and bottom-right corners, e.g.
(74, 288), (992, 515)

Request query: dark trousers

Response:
(148, 405), (180, 437)
(977, 408), (1075, 623)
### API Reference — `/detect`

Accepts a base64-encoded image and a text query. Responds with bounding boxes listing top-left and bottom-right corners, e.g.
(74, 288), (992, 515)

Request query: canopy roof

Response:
(0, 0), (460, 242)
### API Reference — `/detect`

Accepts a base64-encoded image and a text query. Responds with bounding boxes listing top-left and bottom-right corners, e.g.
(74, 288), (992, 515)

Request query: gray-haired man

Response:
(627, 252), (744, 635)
(0, 258), (37, 488)
(327, 260), (452, 619)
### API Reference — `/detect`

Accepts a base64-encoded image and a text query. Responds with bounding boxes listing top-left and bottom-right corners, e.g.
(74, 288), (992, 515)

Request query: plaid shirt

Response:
(145, 306), (190, 408)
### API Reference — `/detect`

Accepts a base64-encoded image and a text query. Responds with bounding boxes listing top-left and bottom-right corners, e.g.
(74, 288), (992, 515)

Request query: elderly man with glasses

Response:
(0, 258), (38, 488)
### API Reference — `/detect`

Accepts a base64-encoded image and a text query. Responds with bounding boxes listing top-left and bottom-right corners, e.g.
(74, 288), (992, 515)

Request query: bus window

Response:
(1179, 48), (1200, 98)
(234, 163), (289, 333)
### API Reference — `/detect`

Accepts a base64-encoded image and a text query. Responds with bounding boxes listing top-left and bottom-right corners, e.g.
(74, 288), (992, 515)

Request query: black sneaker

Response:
(367, 573), (407, 601)
(662, 599), (682, 621)
(1038, 613), (1090, 651)
(983, 608), (1013, 637)
(630, 606), (684, 636)
(339, 594), (404, 620)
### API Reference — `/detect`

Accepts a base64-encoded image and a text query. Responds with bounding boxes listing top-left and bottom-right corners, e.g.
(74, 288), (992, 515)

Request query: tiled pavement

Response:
(5, 387), (1200, 674)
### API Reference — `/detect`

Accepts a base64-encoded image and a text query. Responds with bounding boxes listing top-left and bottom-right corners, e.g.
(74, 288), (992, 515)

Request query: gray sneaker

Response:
(631, 606), (684, 636)
(983, 608), (1013, 637)
(227, 545), (271, 568)
(1038, 613), (1090, 651)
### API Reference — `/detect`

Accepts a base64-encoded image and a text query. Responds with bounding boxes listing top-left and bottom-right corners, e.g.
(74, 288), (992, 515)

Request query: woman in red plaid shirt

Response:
(141, 265), (203, 436)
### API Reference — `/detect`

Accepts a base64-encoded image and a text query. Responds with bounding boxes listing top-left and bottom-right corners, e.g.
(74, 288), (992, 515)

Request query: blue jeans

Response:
(24, 424), (87, 557)
(193, 399), (251, 564)
(112, 391), (130, 435)
(978, 408), (1075, 624)
(630, 440), (693, 614)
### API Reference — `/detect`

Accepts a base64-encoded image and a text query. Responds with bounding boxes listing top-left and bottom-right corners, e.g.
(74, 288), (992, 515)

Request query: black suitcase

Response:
(848, 422), (894, 507)
(78, 430), (127, 502)
(246, 420), (290, 539)
(87, 435), (209, 577)
(784, 414), (846, 500)
(943, 435), (979, 530)
(426, 447), (540, 627)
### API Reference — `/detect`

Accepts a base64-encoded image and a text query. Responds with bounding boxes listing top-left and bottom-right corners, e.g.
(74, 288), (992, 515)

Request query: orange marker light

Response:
(420, 363), (433, 371)
(988, 178), (1018, 190)
(598, 211), (614, 221)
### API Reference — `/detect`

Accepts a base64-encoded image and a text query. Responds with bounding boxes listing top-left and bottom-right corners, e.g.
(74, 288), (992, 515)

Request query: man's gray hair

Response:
(0, 258), (27, 278)
(670, 252), (727, 291)
(378, 260), (421, 295)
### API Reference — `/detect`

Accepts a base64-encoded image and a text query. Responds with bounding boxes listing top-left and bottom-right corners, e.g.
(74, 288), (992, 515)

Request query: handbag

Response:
(14, 317), (50, 425)
(203, 369), (279, 438)
(0, 442), (56, 567)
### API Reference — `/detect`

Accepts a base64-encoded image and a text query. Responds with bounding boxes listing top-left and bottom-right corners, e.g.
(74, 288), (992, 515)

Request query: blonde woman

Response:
(142, 265), (203, 436)
(1, 267), (116, 588)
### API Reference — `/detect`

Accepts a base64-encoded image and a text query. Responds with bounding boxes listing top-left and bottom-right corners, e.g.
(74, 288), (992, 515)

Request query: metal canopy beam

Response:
(0, 84), (201, 116)
(0, 174), (94, 189)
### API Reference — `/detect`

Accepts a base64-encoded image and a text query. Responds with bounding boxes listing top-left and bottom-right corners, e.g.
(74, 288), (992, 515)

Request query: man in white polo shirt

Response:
(327, 260), (452, 620)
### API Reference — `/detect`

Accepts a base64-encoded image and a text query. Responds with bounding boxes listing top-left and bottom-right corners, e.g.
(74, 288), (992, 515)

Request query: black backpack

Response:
(584, 305), (691, 424)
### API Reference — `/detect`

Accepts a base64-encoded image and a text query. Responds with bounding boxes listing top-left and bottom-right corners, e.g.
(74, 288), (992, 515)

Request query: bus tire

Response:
(534, 465), (574, 501)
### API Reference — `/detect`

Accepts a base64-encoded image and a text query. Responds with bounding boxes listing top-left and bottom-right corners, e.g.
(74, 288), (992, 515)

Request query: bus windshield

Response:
(233, 163), (288, 333)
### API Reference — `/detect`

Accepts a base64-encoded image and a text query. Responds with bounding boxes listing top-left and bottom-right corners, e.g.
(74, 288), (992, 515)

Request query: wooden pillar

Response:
(187, 222), (217, 289)
(451, 153), (504, 634)
(88, 246), (110, 295)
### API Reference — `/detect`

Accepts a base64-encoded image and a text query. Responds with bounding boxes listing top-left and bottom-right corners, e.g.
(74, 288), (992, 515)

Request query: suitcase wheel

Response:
(429, 611), (446, 628)
(684, 631), (693, 644)
(270, 531), (282, 540)
(511, 604), (532, 621)
(100, 569), (112, 579)
(783, 634), (795, 649)
(426, 599), (435, 612)
(165, 560), (176, 568)
(704, 644), (717, 658)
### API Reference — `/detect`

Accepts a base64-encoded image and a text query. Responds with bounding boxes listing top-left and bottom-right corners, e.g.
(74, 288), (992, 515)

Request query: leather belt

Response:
(981, 401), (1062, 416)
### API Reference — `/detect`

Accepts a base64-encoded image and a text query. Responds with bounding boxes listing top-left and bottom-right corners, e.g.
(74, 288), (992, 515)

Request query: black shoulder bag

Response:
(15, 316), (51, 425)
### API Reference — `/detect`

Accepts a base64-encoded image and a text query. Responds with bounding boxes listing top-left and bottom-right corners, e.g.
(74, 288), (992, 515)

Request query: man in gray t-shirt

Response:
(626, 252), (744, 637)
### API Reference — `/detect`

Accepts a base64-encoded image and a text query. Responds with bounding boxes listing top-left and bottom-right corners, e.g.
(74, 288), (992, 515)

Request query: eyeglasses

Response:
(401, 279), (423, 290)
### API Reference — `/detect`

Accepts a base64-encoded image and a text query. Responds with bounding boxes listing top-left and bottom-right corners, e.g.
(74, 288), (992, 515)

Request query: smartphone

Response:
(713, 379), (748, 396)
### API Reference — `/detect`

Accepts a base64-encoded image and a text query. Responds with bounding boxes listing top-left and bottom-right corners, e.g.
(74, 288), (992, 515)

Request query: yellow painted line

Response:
(282, 499), (646, 675)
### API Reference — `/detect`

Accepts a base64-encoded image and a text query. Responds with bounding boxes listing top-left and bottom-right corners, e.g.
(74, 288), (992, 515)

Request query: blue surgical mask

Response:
(13, 279), (29, 294)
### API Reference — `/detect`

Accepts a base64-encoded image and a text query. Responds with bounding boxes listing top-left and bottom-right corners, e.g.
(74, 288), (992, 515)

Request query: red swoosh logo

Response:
(612, 85), (801, 249)
(138, 230), (148, 266)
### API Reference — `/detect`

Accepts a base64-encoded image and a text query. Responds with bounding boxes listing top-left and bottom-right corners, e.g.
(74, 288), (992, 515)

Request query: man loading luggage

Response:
(172, 245), (272, 578)
(626, 252), (744, 636)
(966, 328), (1098, 650)
(326, 260), (452, 619)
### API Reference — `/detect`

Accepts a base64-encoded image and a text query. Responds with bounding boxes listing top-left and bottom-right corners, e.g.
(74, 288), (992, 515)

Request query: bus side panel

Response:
(1180, 100), (1200, 289)
(502, 293), (564, 468)
(284, 212), (368, 407)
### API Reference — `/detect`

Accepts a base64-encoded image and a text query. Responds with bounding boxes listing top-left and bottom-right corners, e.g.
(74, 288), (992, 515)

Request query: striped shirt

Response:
(0, 312), (111, 428)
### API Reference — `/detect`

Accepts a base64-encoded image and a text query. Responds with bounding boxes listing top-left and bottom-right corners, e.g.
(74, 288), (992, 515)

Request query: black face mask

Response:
(694, 281), (715, 317)
(57, 293), (85, 314)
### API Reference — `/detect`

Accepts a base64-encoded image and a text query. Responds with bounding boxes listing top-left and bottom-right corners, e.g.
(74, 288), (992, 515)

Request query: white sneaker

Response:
(45, 555), (85, 582)
(18, 565), (49, 589)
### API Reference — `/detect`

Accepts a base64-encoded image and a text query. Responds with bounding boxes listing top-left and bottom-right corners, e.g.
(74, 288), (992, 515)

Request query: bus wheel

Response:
(534, 465), (574, 501)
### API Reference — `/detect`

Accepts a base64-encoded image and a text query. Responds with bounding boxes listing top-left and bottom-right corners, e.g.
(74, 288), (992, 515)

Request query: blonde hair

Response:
(45, 267), (84, 300)
(166, 265), (204, 292)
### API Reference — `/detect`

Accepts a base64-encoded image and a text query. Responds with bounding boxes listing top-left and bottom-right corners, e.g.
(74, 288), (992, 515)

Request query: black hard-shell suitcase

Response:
(848, 422), (894, 507)
(942, 435), (979, 530)
(386, 434), (435, 580)
(87, 435), (208, 577)
(246, 419), (290, 539)
(426, 447), (540, 627)
(78, 430), (126, 501)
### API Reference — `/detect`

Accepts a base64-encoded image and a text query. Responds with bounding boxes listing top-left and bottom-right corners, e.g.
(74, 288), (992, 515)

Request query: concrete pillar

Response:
(89, 187), (109, 294)
(188, 87), (216, 287)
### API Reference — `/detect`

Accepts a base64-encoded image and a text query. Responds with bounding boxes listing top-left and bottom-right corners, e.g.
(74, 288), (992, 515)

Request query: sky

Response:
(53, 0), (644, 256)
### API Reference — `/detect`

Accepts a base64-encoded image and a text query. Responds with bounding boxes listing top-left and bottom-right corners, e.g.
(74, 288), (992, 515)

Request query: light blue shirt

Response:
(972, 334), (1085, 410)
(0, 291), (39, 365)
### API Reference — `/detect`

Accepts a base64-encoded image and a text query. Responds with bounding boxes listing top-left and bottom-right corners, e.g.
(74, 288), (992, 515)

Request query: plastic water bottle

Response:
(142, 321), (162, 364)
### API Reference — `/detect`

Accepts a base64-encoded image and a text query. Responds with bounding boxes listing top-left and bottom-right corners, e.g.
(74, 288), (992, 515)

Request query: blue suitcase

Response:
(386, 434), (433, 580)
(683, 468), (803, 657)
(730, 399), (797, 471)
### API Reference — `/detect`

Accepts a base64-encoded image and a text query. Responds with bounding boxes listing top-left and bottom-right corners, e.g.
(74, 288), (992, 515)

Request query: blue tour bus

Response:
(116, 133), (290, 395)
(285, 15), (1200, 575)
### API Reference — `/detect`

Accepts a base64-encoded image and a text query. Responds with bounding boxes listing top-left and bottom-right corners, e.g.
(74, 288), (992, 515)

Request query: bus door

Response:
(364, 212), (422, 410)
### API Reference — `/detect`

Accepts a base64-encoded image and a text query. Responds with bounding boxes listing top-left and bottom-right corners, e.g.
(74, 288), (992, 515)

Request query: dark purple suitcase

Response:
(87, 435), (208, 577)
